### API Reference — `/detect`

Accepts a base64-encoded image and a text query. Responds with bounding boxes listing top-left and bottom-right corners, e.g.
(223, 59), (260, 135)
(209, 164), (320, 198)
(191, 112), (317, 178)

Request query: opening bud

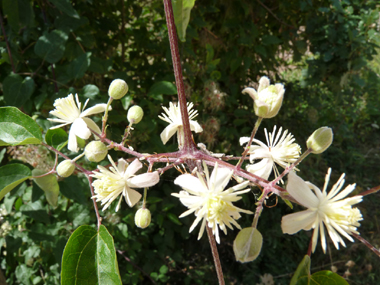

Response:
(84, 141), (108, 162)
(306, 127), (333, 154)
(56, 160), (75, 177)
(233, 227), (263, 263)
(108, 79), (128, 100)
(127, 105), (144, 124)
(135, 208), (151, 229)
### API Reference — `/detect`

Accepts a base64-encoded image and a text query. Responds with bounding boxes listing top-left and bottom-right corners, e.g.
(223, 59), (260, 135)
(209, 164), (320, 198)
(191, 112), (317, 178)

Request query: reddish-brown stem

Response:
(206, 225), (225, 285)
(351, 233), (380, 257)
(0, 10), (16, 73)
(307, 230), (314, 257)
(86, 174), (102, 230)
(357, 185), (380, 197)
(163, 0), (195, 152)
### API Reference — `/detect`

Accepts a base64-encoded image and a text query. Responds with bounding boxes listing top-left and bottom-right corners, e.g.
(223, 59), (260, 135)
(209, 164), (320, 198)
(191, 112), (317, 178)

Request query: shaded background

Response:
(0, 0), (380, 283)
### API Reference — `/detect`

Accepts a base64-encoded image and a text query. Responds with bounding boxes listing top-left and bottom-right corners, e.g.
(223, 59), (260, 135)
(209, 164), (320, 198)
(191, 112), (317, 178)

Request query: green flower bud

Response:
(233, 227), (263, 263)
(135, 208), (151, 229)
(127, 105), (144, 124)
(306, 127), (333, 154)
(108, 79), (129, 100)
(56, 160), (75, 177)
(84, 141), (108, 162)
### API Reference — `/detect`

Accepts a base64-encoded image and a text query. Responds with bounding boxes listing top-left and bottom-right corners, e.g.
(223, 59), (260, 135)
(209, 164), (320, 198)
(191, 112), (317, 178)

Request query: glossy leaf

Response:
(148, 81), (177, 97)
(291, 255), (311, 285)
(309, 271), (349, 285)
(61, 225), (122, 285)
(172, 0), (195, 42)
(0, 107), (43, 146)
(2, 74), (36, 108)
(45, 128), (68, 151)
(0, 164), (32, 201)
(47, 0), (79, 18)
(32, 169), (60, 207)
(34, 30), (69, 64)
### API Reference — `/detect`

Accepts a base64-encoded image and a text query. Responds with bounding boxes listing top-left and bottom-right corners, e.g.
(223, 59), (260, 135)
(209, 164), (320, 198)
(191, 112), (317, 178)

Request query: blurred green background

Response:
(0, 0), (380, 284)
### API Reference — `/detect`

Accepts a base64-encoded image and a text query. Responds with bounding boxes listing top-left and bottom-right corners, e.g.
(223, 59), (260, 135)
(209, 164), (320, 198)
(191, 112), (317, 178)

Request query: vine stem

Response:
(163, 0), (195, 152)
(206, 225), (225, 285)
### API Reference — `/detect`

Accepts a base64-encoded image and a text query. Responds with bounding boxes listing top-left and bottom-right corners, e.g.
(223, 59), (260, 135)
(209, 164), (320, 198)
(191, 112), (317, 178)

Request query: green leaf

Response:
(18, 0), (35, 27)
(20, 200), (50, 224)
(34, 30), (69, 64)
(82, 84), (100, 99)
(47, 0), (79, 18)
(172, 0), (196, 42)
(32, 169), (60, 207)
(61, 225), (122, 285)
(309, 271), (349, 285)
(0, 107), (43, 146)
(66, 52), (91, 80)
(2, 0), (20, 32)
(2, 74), (36, 108)
(167, 213), (182, 225)
(291, 255), (311, 285)
(59, 176), (88, 205)
(45, 128), (68, 151)
(0, 164), (32, 201)
(148, 81), (177, 97)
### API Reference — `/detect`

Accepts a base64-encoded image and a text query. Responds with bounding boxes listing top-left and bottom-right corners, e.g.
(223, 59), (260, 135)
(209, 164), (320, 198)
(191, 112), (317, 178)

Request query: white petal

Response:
(82, 117), (102, 138)
(281, 209), (317, 234)
(239, 137), (250, 146)
(246, 158), (273, 180)
(242, 87), (258, 100)
(128, 172), (159, 188)
(126, 159), (142, 176)
(80, 103), (110, 117)
(286, 171), (319, 208)
(124, 188), (142, 207)
(72, 118), (91, 139)
(174, 174), (206, 195)
(160, 123), (179, 145)
(68, 125), (79, 152)
(258, 76), (270, 92)
(189, 120), (203, 133)
(210, 166), (232, 192)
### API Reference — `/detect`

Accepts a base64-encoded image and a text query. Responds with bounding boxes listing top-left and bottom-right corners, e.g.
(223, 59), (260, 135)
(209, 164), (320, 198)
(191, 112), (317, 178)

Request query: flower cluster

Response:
(172, 163), (252, 243)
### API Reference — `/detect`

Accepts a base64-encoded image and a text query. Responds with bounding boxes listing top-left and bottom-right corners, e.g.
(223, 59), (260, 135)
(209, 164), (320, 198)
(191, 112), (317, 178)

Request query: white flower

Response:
(158, 102), (203, 146)
(281, 169), (363, 253)
(91, 155), (159, 211)
(240, 126), (301, 180)
(48, 94), (110, 152)
(243, 76), (284, 118)
(172, 162), (253, 243)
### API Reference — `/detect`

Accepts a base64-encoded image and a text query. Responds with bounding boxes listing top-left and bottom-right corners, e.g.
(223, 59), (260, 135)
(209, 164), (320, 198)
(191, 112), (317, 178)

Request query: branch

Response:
(163, 0), (195, 151)
(206, 225), (225, 285)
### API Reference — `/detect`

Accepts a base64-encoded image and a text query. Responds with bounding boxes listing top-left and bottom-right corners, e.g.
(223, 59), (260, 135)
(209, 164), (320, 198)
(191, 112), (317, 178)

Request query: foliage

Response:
(0, 0), (379, 284)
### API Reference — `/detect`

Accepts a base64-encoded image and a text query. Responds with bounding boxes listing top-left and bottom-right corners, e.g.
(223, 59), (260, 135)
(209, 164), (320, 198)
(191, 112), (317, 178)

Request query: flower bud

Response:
(84, 141), (108, 162)
(56, 160), (75, 177)
(306, 127), (333, 154)
(243, 76), (284, 118)
(127, 105), (144, 124)
(108, 79), (128, 100)
(233, 227), (263, 263)
(135, 208), (151, 229)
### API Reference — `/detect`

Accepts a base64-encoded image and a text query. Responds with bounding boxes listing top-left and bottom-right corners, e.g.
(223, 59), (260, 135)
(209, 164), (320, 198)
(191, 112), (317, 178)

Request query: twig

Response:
(351, 233), (380, 258)
(117, 250), (157, 284)
(163, 0), (195, 151)
(0, 10), (16, 73)
(206, 225), (225, 285)
(357, 185), (380, 197)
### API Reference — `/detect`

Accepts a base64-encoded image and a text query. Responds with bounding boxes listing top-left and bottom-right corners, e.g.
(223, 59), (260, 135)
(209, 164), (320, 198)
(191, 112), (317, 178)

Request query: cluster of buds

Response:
(203, 81), (226, 111)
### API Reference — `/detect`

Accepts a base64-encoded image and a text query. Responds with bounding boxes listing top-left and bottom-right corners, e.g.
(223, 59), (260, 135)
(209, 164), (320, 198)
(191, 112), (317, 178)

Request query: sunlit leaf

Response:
(0, 164), (32, 201)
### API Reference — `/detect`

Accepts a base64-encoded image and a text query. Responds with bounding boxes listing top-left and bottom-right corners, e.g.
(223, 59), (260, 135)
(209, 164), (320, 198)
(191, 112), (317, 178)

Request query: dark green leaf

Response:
(59, 176), (88, 205)
(167, 213), (182, 225)
(66, 52), (91, 80)
(34, 30), (69, 64)
(172, 0), (195, 42)
(47, 0), (79, 18)
(2, 74), (35, 108)
(148, 81), (177, 97)
(0, 164), (32, 201)
(61, 225), (122, 285)
(82, 84), (99, 99)
(20, 200), (50, 224)
(67, 204), (91, 228)
(45, 128), (68, 151)
(2, 0), (20, 32)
